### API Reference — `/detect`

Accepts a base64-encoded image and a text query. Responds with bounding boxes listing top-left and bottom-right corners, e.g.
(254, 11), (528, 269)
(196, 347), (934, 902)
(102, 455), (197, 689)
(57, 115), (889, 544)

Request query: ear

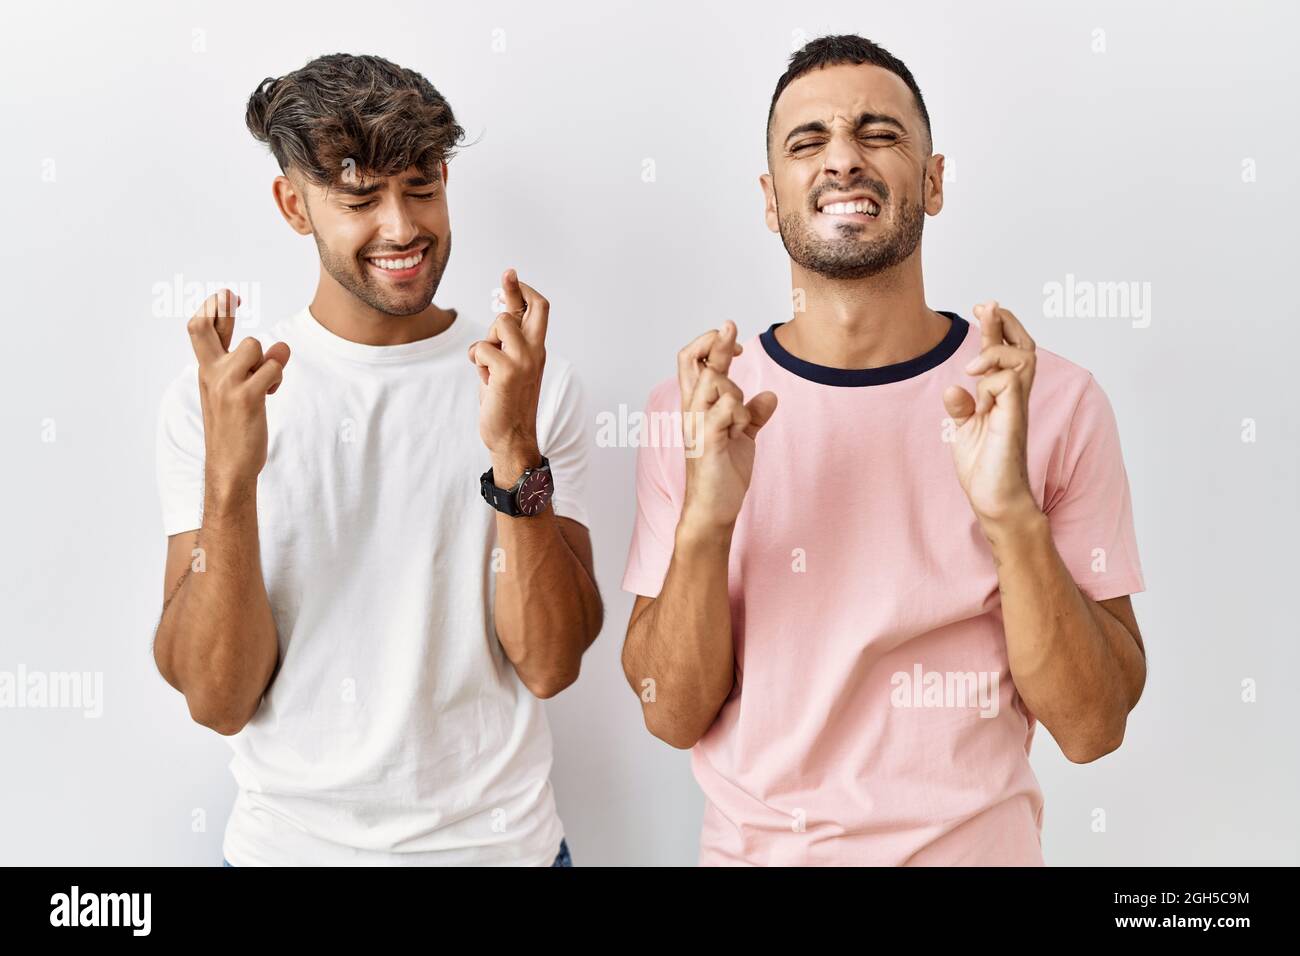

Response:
(923, 153), (945, 217)
(272, 174), (314, 236)
(440, 161), (450, 187)
(759, 172), (780, 234)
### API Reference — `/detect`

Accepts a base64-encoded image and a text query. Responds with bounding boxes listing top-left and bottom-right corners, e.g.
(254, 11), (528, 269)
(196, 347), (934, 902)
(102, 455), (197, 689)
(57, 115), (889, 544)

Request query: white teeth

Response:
(369, 250), (424, 270)
(819, 199), (880, 217)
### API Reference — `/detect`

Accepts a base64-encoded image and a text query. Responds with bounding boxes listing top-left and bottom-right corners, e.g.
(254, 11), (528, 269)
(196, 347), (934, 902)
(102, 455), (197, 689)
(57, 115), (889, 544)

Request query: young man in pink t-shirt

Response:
(621, 34), (1147, 866)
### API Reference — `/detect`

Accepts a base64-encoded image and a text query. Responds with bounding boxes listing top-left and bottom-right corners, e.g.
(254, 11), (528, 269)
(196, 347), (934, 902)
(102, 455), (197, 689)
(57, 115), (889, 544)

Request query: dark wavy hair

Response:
(245, 53), (465, 188)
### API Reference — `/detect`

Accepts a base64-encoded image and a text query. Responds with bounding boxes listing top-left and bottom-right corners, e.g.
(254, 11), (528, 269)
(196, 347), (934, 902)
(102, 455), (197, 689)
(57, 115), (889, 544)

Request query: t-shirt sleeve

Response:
(620, 382), (684, 599)
(155, 365), (206, 536)
(1044, 374), (1146, 601)
(537, 359), (591, 529)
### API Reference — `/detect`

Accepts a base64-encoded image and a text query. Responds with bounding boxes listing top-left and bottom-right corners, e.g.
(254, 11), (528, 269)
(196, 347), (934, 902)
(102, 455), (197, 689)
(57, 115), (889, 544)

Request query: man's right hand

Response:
(186, 289), (291, 492)
(676, 320), (777, 532)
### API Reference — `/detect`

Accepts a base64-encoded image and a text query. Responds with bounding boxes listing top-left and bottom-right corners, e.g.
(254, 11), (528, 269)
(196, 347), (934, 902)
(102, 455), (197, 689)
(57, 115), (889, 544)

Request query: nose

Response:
(821, 130), (866, 180)
(375, 195), (419, 248)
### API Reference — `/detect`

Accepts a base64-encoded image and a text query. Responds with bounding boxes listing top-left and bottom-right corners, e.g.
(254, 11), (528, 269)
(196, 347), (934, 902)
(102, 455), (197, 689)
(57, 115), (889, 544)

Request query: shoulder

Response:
(964, 315), (1099, 407)
(535, 350), (587, 442)
(1026, 341), (1111, 423)
(644, 374), (680, 413)
(540, 349), (581, 401)
(542, 347), (576, 381)
(1023, 343), (1125, 470)
(159, 361), (200, 418)
(967, 314), (1124, 450)
(155, 361), (203, 459)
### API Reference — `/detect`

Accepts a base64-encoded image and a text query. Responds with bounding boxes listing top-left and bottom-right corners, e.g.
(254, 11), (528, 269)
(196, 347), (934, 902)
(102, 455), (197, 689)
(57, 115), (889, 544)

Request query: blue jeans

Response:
(223, 838), (572, 867)
(550, 838), (572, 867)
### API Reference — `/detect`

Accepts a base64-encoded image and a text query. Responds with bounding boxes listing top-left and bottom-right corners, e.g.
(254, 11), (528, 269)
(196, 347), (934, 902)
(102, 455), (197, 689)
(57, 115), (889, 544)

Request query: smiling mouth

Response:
(364, 245), (428, 276)
(816, 197), (882, 220)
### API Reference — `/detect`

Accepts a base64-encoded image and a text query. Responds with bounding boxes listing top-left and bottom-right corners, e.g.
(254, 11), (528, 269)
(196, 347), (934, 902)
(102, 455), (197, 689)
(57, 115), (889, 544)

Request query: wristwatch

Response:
(480, 456), (554, 516)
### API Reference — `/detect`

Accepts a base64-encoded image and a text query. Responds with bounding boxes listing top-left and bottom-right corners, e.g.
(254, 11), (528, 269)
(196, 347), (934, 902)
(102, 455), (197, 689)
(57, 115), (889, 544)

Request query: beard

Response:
(313, 230), (452, 317)
(776, 176), (924, 280)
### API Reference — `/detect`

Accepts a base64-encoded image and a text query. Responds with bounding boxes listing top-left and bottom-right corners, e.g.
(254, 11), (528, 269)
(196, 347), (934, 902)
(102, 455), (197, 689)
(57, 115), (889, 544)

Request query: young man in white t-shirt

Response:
(153, 54), (601, 866)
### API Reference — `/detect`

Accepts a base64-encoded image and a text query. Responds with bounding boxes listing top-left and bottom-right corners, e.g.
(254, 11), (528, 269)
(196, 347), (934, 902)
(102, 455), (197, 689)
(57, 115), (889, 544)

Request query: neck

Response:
(777, 251), (949, 369)
(309, 268), (455, 346)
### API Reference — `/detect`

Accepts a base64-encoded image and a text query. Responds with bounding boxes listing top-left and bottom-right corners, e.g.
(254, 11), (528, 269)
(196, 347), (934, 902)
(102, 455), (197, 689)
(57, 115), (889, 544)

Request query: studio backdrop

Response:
(1, 0), (1296, 865)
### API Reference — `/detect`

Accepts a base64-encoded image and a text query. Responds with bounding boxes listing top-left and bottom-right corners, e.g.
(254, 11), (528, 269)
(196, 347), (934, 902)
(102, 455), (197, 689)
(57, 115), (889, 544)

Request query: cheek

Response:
(324, 219), (372, 259)
(422, 203), (451, 234)
(880, 154), (925, 196)
(775, 171), (816, 213)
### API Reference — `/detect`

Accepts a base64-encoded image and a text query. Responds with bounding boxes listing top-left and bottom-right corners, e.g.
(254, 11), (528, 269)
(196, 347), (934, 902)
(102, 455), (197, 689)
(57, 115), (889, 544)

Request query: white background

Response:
(1, 0), (1297, 865)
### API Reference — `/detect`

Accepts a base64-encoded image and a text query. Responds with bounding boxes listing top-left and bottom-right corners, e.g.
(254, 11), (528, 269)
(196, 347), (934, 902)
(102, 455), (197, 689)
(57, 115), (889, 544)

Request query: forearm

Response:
(983, 504), (1144, 762)
(491, 446), (601, 696)
(622, 518), (735, 749)
(157, 479), (279, 733)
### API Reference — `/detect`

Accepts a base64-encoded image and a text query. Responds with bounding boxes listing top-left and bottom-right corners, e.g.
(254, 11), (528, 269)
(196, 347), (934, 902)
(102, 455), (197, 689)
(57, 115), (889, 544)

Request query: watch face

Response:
(515, 468), (554, 516)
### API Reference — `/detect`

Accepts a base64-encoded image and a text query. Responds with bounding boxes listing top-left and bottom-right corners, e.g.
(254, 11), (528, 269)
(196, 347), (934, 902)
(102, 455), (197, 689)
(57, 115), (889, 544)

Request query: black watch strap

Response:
(479, 467), (523, 516)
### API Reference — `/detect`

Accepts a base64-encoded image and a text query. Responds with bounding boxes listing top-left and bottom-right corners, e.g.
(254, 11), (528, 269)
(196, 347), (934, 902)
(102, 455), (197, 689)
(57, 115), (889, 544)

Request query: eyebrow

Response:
(783, 112), (907, 147)
(332, 173), (440, 198)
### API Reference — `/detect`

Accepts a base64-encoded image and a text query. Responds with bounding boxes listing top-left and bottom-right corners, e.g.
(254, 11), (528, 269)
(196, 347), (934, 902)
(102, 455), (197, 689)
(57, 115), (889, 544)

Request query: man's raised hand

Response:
(942, 299), (1037, 525)
(467, 268), (548, 462)
(677, 320), (777, 532)
(186, 289), (290, 490)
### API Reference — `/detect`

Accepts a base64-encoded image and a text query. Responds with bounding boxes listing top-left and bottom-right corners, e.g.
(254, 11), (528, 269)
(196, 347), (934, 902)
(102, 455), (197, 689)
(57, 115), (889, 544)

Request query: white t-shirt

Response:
(155, 305), (591, 866)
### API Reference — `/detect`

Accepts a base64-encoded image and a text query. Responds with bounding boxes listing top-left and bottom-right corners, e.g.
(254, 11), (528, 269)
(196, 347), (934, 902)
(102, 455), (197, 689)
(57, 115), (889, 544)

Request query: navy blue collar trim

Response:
(760, 312), (969, 386)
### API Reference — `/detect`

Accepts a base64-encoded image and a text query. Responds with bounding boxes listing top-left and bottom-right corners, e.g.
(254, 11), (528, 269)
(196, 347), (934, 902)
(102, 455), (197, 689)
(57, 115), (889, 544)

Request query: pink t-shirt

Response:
(621, 312), (1146, 866)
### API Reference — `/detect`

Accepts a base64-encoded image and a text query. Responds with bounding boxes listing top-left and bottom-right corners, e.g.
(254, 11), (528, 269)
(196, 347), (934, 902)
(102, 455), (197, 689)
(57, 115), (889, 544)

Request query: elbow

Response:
(623, 666), (711, 750)
(621, 630), (709, 749)
(643, 709), (704, 750)
(206, 716), (250, 737)
(523, 663), (580, 700)
(587, 596), (605, 650)
(190, 708), (249, 737)
(152, 641), (178, 692)
(650, 723), (700, 751)
(187, 692), (255, 737)
(152, 618), (188, 693)
(1063, 720), (1127, 764)
(158, 640), (256, 735)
